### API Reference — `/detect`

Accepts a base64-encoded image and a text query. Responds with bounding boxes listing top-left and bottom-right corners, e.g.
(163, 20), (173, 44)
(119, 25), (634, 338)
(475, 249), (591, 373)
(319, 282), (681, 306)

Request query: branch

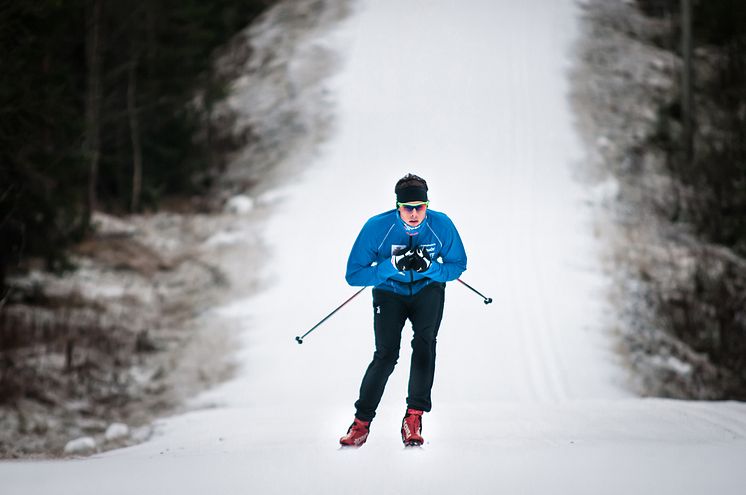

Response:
(0, 287), (10, 312)
(0, 184), (14, 204)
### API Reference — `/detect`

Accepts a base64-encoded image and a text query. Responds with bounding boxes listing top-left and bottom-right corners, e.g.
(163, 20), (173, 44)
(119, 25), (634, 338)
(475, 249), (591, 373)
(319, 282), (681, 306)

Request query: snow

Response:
(649, 355), (694, 376)
(104, 424), (130, 443)
(3, 0), (746, 493)
(62, 437), (96, 456)
(223, 194), (255, 215)
(91, 212), (138, 237)
(202, 229), (251, 248)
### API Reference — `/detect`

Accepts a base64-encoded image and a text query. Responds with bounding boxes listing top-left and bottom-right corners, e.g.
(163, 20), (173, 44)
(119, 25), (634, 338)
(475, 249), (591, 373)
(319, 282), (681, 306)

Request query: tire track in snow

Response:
(505, 115), (552, 403)
(528, 160), (570, 404)
(526, 173), (568, 403)
(506, 162), (543, 401)
(682, 403), (746, 438)
(508, 17), (568, 404)
(507, 148), (568, 404)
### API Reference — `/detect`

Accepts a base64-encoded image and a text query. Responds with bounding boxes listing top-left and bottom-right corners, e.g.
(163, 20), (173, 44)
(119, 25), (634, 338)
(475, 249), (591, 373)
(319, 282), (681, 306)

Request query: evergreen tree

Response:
(1, 0), (271, 288)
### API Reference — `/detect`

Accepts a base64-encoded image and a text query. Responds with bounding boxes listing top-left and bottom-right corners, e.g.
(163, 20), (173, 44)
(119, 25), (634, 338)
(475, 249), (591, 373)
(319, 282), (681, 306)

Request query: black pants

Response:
(354, 282), (446, 422)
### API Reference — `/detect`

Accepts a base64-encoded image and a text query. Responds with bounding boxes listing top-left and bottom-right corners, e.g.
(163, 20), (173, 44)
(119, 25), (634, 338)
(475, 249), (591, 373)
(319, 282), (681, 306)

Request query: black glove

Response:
(411, 246), (432, 273)
(392, 248), (417, 271)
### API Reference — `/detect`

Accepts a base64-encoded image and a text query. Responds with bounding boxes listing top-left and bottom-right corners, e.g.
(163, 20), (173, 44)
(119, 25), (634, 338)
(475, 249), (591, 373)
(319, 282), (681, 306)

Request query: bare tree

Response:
(681, 0), (694, 164)
(84, 0), (103, 224)
(128, 50), (143, 212)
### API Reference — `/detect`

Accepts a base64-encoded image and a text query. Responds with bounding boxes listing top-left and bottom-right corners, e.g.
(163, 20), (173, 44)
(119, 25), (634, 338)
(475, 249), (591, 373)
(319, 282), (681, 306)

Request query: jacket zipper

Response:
(408, 236), (414, 296)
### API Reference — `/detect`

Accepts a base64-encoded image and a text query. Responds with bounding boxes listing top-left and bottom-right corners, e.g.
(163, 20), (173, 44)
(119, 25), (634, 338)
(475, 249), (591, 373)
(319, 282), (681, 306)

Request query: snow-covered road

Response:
(4, 0), (746, 493)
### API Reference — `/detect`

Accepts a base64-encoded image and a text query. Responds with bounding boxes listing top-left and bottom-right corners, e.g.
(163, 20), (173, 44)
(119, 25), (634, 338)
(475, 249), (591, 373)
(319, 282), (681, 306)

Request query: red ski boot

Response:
(339, 418), (370, 447)
(401, 408), (424, 446)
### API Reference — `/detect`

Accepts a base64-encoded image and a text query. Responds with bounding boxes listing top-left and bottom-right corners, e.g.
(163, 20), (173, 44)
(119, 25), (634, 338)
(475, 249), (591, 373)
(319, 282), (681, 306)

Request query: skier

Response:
(339, 174), (467, 447)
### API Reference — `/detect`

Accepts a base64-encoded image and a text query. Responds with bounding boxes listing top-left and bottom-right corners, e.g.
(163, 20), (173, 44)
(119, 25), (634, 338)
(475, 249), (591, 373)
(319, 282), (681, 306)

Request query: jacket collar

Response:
(394, 210), (427, 236)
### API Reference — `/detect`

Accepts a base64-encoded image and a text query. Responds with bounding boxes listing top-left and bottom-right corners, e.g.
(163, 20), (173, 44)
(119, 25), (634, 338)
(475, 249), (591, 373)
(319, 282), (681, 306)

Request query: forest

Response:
(577, 0), (746, 398)
(632, 0), (745, 397)
(1, 0), (272, 288)
(1, 0), (278, 456)
(0, 0), (745, 456)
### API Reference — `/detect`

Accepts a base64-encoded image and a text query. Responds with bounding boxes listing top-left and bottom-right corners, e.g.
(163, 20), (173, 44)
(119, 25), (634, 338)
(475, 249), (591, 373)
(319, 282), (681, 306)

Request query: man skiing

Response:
(340, 173), (467, 447)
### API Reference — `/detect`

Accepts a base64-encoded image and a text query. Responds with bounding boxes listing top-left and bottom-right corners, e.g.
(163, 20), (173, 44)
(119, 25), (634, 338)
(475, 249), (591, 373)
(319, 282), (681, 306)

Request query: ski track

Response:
(504, 12), (568, 405)
(683, 403), (746, 439)
(3, 0), (746, 493)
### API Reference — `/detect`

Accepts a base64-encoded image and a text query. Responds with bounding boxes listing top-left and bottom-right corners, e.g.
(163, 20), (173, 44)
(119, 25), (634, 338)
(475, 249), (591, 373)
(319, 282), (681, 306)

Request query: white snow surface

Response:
(4, 1), (746, 493)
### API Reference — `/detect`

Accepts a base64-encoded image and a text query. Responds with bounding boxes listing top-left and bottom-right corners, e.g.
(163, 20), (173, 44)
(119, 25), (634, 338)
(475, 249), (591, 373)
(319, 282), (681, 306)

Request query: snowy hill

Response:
(3, 0), (746, 494)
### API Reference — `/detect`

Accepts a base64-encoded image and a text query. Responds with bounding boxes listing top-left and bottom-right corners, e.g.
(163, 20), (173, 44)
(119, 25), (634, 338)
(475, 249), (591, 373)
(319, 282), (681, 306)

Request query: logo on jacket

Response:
(420, 243), (437, 257)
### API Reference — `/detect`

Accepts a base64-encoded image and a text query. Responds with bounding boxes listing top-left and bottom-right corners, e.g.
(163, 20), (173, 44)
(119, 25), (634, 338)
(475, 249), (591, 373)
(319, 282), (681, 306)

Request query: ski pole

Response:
(295, 286), (368, 344)
(457, 278), (493, 304)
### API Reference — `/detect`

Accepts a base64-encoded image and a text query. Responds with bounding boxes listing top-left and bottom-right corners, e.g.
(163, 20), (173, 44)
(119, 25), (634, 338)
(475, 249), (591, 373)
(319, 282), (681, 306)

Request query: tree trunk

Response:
(0, 267), (8, 307)
(128, 53), (143, 212)
(681, 0), (694, 165)
(84, 0), (103, 226)
(146, 2), (157, 77)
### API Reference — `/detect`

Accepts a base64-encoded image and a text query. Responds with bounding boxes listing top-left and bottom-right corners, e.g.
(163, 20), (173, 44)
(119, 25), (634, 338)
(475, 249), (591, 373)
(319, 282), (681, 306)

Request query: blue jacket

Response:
(345, 209), (467, 295)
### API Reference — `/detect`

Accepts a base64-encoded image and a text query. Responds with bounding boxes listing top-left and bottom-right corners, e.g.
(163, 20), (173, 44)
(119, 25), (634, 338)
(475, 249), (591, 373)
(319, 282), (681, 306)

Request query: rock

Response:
(105, 423), (130, 443)
(224, 195), (254, 214)
(63, 437), (97, 456)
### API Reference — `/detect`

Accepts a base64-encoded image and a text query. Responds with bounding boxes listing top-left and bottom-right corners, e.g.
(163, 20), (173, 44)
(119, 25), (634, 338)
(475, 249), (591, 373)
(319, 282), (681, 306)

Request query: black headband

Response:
(396, 186), (428, 203)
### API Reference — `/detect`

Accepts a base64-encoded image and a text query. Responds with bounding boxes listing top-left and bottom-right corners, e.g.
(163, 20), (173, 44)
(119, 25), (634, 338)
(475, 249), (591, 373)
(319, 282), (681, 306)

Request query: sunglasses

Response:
(397, 201), (429, 212)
